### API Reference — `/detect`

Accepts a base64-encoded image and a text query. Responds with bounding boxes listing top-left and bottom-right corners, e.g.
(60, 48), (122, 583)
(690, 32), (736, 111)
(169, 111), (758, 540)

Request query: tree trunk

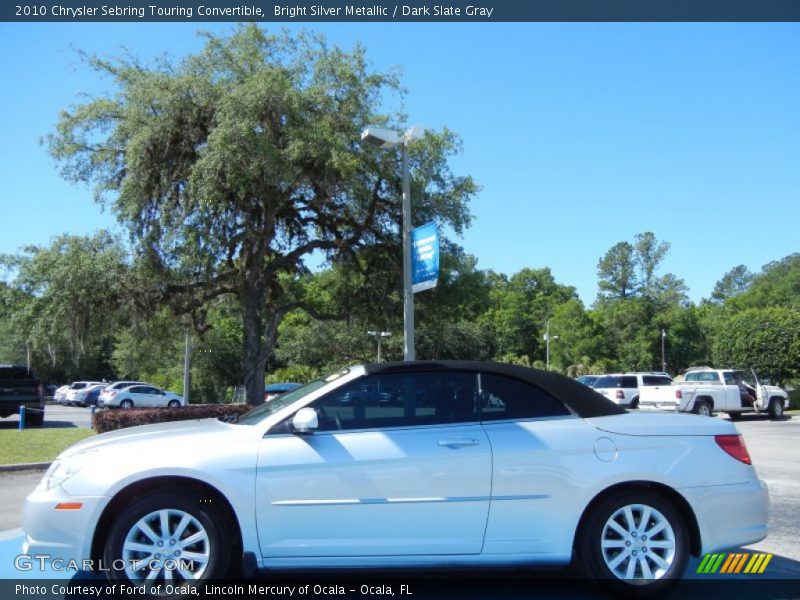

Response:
(242, 296), (266, 406)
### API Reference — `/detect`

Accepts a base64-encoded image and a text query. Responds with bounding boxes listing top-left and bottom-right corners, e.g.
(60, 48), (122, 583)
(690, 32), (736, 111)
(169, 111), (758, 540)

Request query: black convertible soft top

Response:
(364, 360), (625, 419)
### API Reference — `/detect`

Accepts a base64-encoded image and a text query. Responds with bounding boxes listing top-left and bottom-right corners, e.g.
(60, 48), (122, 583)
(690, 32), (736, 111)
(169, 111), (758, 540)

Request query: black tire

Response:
(577, 489), (689, 597)
(768, 398), (784, 420)
(692, 400), (713, 417)
(728, 411), (742, 422)
(119, 399), (134, 410)
(103, 492), (230, 593)
(167, 400), (180, 408)
(630, 396), (640, 410)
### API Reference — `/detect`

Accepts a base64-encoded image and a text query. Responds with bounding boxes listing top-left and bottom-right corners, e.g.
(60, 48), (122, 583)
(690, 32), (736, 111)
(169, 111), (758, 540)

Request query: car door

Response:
(478, 372), (594, 556)
(721, 372), (741, 410)
(128, 385), (150, 407)
(255, 369), (492, 558)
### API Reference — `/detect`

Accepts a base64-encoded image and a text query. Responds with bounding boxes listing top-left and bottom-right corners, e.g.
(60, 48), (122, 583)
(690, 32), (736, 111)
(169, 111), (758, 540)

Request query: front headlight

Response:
(42, 452), (95, 491)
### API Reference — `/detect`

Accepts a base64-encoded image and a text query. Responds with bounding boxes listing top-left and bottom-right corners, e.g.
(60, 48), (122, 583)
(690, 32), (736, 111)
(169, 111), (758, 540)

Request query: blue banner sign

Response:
(411, 222), (439, 293)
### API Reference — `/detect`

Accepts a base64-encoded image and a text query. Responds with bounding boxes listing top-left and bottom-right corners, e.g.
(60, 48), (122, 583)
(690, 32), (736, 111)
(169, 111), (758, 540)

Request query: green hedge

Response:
(92, 404), (254, 434)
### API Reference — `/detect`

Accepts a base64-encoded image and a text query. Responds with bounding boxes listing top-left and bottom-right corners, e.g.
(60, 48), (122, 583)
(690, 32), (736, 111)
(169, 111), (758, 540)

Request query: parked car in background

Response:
(97, 384), (184, 409)
(264, 382), (302, 401)
(639, 367), (790, 419)
(64, 381), (104, 406)
(575, 374), (600, 387)
(53, 385), (70, 405)
(592, 372), (673, 408)
(24, 361), (768, 597)
(97, 381), (149, 407)
(0, 364), (44, 427)
(72, 383), (108, 408)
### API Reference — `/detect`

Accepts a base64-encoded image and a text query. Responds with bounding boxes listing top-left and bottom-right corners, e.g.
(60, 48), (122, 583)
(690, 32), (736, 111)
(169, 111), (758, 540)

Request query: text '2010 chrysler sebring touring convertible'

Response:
(23, 361), (768, 596)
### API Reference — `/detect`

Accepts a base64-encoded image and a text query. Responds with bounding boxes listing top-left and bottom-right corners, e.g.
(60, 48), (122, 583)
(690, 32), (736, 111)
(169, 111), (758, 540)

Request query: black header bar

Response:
(4, 0), (800, 23)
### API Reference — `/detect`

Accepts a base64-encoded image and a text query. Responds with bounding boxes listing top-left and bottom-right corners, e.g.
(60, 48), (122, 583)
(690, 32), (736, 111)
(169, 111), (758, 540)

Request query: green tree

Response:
(729, 254), (800, 310)
(710, 264), (754, 304)
(46, 26), (476, 404)
(0, 232), (128, 381)
(482, 268), (578, 365)
(597, 241), (637, 299)
(709, 307), (800, 385)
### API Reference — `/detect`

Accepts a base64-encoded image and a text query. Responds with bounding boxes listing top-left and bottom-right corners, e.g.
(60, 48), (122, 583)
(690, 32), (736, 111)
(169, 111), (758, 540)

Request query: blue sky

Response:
(1, 23), (798, 305)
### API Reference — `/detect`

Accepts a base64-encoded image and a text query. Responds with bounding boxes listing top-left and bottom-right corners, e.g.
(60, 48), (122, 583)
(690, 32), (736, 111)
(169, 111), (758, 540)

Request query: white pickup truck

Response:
(638, 366), (789, 420)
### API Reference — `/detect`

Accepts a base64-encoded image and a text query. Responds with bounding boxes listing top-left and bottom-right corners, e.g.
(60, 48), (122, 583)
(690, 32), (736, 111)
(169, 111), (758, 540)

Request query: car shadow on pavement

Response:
(0, 420), (78, 430)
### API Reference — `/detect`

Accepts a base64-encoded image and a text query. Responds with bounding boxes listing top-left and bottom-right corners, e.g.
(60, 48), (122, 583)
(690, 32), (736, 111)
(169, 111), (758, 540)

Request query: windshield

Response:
(236, 369), (349, 425)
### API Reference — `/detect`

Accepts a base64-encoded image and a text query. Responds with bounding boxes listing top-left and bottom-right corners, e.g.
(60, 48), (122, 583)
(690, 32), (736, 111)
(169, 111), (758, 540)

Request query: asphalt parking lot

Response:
(0, 411), (798, 595)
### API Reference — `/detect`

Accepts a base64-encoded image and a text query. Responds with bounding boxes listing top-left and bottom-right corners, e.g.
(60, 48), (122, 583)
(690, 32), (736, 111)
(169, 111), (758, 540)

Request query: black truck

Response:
(0, 365), (45, 427)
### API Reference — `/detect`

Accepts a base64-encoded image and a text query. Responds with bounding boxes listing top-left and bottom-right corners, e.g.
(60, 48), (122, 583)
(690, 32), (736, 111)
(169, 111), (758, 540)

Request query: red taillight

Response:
(715, 434), (752, 465)
(675, 389), (683, 399)
(616, 390), (624, 400)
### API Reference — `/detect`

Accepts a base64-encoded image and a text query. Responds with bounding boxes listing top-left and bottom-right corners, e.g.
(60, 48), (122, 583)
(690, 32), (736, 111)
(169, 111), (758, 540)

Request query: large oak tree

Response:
(48, 25), (475, 404)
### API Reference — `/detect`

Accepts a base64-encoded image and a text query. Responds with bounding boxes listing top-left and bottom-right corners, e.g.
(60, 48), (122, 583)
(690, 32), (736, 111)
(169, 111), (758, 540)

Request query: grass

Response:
(0, 428), (95, 465)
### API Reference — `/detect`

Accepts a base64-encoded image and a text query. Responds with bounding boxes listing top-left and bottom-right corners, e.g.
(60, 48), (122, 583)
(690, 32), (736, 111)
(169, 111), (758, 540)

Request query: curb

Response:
(0, 462), (51, 473)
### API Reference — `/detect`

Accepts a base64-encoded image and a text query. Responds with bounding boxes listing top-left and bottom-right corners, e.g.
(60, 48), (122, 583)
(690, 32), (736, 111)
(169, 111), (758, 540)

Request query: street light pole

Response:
(361, 125), (422, 362)
(400, 142), (414, 361)
(544, 321), (559, 371)
(367, 331), (392, 362)
(661, 329), (667, 372)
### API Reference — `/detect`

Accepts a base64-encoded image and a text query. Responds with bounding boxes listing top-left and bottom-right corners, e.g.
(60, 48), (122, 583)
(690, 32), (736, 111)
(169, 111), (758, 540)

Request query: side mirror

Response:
(291, 407), (318, 434)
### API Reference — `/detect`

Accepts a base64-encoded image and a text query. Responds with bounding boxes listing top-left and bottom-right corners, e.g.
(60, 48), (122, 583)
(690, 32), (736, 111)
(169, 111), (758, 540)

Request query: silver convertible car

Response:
(23, 361), (768, 596)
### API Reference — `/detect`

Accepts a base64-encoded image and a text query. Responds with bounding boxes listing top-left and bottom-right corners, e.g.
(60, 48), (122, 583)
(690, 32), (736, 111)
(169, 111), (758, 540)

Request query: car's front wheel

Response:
(577, 489), (689, 597)
(103, 493), (230, 593)
(768, 398), (784, 420)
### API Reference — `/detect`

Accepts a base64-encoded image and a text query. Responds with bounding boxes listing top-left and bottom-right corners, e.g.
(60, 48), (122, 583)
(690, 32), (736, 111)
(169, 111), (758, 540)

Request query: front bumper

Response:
(22, 483), (108, 567)
(681, 478), (769, 554)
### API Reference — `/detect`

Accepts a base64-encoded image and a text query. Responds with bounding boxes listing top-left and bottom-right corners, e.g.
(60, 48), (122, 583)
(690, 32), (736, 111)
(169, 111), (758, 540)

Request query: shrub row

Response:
(92, 404), (254, 433)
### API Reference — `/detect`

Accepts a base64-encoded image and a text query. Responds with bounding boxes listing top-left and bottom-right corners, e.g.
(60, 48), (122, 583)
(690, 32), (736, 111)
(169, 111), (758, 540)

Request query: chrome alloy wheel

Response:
(600, 503), (676, 582)
(122, 508), (210, 583)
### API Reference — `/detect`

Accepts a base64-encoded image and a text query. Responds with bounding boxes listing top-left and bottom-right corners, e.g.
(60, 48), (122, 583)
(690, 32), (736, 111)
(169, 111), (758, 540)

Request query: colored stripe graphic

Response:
(698, 552), (773, 575)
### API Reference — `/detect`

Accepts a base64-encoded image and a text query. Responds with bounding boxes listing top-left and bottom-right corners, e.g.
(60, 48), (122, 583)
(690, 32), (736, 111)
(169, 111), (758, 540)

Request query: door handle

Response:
(438, 438), (479, 448)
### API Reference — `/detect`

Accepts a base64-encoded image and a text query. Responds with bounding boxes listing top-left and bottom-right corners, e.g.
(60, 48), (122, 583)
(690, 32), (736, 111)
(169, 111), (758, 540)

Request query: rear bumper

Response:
(638, 402), (679, 412)
(681, 478), (769, 554)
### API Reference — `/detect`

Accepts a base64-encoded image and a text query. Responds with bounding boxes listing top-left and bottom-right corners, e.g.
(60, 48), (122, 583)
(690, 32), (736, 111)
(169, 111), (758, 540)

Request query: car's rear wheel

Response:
(692, 401), (713, 417)
(103, 493), (230, 594)
(119, 399), (134, 410)
(728, 411), (742, 421)
(577, 489), (689, 597)
(167, 400), (180, 408)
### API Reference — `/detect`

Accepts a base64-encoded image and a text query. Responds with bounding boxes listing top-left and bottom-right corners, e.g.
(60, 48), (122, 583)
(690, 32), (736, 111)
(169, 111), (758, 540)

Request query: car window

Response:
(593, 376), (621, 388)
(307, 371), (479, 432)
(642, 376), (672, 386)
(620, 376), (638, 388)
(479, 373), (570, 421)
(129, 386), (146, 394)
(723, 372), (737, 385)
(686, 372), (721, 383)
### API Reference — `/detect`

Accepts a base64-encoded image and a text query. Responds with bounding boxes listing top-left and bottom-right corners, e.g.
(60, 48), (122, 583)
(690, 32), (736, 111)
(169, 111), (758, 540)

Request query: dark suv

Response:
(0, 365), (45, 427)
